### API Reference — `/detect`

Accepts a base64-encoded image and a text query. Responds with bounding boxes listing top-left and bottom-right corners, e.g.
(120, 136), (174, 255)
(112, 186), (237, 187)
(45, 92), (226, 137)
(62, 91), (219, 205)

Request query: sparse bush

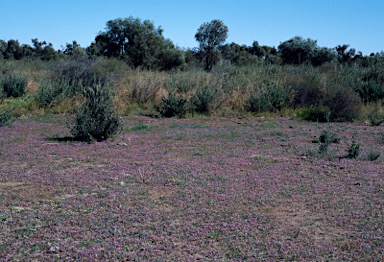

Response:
(318, 129), (340, 156)
(190, 85), (218, 114)
(35, 78), (63, 107)
(157, 91), (186, 118)
(292, 81), (324, 108)
(297, 106), (330, 122)
(248, 81), (291, 113)
(346, 140), (361, 159)
(328, 88), (362, 121)
(1, 75), (27, 98)
(67, 83), (121, 142)
(367, 148), (381, 161)
(0, 109), (13, 126)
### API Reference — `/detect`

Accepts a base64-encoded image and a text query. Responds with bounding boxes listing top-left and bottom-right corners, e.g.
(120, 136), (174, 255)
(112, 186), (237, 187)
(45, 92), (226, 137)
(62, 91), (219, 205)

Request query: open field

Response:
(0, 115), (383, 261)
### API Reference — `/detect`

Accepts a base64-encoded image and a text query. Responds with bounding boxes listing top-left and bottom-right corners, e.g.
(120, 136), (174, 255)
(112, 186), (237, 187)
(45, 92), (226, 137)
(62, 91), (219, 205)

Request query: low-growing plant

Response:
(328, 88), (362, 122)
(318, 129), (340, 156)
(35, 79), (63, 107)
(67, 83), (121, 142)
(190, 85), (218, 114)
(1, 75), (27, 98)
(0, 109), (13, 126)
(346, 140), (361, 159)
(367, 148), (381, 161)
(378, 132), (384, 145)
(297, 106), (330, 122)
(157, 91), (186, 118)
(248, 82), (291, 113)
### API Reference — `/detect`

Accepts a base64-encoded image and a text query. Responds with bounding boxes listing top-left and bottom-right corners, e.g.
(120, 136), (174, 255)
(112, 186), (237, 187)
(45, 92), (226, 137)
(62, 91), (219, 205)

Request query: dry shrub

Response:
(328, 87), (362, 121)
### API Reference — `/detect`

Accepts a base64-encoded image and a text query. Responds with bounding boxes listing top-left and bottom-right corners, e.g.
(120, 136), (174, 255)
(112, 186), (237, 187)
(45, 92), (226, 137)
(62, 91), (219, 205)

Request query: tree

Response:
(89, 17), (183, 70)
(195, 19), (228, 71)
(63, 41), (86, 57)
(278, 36), (335, 66)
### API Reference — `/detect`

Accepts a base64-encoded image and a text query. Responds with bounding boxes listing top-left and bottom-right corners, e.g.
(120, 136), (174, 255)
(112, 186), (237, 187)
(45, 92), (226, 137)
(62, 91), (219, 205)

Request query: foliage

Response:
(1, 75), (27, 98)
(67, 83), (121, 142)
(89, 17), (183, 70)
(318, 129), (340, 155)
(367, 148), (381, 161)
(190, 85), (219, 114)
(157, 91), (187, 118)
(195, 19), (228, 71)
(0, 108), (13, 126)
(328, 87), (361, 121)
(34, 78), (66, 108)
(346, 140), (361, 159)
(278, 36), (335, 66)
(248, 80), (292, 113)
(297, 107), (330, 122)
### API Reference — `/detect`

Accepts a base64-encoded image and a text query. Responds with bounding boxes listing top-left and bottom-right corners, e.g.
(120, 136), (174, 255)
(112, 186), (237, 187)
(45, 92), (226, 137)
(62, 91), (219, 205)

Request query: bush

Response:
(328, 88), (361, 121)
(157, 91), (186, 118)
(0, 109), (13, 126)
(1, 75), (27, 98)
(67, 83), (121, 142)
(248, 81), (291, 113)
(35, 78), (64, 107)
(346, 140), (361, 159)
(318, 129), (340, 155)
(297, 106), (330, 122)
(190, 85), (218, 114)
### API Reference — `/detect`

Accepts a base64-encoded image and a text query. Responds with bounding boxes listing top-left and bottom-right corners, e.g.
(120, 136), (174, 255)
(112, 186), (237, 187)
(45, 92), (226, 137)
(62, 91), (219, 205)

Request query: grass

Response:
(0, 116), (383, 260)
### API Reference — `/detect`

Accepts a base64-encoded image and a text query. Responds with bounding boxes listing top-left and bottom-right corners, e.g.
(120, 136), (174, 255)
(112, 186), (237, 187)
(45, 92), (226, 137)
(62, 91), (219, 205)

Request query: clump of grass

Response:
(67, 83), (121, 142)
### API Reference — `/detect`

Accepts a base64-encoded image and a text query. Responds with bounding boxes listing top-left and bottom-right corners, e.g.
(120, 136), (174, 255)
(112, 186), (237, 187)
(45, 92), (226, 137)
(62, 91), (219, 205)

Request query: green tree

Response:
(195, 19), (228, 71)
(63, 41), (86, 57)
(89, 17), (183, 70)
(278, 36), (335, 66)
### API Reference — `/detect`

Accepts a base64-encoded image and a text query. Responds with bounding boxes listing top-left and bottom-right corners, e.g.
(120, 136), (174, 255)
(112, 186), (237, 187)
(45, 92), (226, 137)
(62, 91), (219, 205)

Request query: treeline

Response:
(1, 17), (382, 70)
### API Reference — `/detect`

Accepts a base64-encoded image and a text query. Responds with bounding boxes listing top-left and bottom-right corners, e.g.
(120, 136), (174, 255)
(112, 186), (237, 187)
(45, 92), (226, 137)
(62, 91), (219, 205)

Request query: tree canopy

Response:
(88, 17), (183, 70)
(195, 19), (228, 71)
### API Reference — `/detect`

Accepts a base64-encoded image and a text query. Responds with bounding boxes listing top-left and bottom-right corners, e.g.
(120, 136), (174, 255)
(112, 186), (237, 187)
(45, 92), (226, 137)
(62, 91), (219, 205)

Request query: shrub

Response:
(190, 85), (218, 114)
(157, 91), (186, 118)
(318, 129), (340, 155)
(67, 83), (121, 142)
(35, 78), (63, 107)
(248, 81), (291, 113)
(328, 88), (362, 121)
(346, 140), (361, 159)
(367, 148), (381, 161)
(0, 109), (13, 126)
(1, 75), (27, 98)
(297, 106), (330, 122)
(292, 81), (324, 108)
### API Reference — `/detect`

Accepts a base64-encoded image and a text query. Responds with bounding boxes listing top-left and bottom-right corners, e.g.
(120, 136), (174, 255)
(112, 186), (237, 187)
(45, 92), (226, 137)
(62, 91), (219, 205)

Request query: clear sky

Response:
(1, 0), (383, 55)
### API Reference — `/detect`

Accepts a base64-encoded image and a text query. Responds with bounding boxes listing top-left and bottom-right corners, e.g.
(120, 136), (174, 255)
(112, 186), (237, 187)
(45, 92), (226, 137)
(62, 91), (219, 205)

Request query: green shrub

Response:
(1, 75), (27, 98)
(190, 86), (218, 114)
(248, 81), (291, 113)
(297, 106), (330, 122)
(35, 79), (63, 107)
(317, 129), (340, 156)
(67, 83), (121, 142)
(157, 91), (186, 118)
(346, 140), (361, 159)
(0, 109), (13, 126)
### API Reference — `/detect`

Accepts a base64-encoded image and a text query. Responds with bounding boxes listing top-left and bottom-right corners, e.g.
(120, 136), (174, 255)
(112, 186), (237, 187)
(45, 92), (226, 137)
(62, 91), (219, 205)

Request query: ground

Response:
(0, 115), (383, 261)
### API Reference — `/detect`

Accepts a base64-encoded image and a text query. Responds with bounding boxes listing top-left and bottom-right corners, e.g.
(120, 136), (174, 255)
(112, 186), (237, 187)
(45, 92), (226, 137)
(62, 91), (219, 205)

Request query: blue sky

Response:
(1, 0), (383, 55)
